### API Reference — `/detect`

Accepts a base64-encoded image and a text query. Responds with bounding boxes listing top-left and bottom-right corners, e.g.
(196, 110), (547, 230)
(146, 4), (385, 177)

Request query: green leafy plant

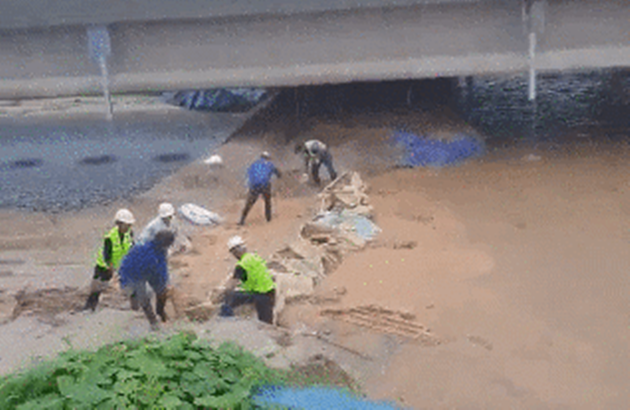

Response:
(0, 332), (286, 409)
(0, 331), (361, 409)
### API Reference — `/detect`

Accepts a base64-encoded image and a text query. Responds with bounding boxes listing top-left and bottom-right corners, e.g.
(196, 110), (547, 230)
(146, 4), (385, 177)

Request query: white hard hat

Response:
(261, 151), (271, 159)
(115, 208), (135, 224)
(227, 235), (245, 250)
(158, 202), (175, 218)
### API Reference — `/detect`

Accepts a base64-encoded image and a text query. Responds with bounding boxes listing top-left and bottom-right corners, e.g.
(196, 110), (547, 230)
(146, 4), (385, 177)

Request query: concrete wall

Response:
(0, 0), (628, 98)
(0, 0), (481, 29)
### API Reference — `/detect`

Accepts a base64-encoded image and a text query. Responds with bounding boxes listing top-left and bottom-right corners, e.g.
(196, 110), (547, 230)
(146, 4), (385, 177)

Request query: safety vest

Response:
(95, 226), (133, 270)
(237, 253), (276, 294)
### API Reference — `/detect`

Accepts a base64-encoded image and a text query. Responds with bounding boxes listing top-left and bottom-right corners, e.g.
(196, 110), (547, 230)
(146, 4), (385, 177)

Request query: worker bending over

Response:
(217, 236), (276, 324)
(119, 230), (175, 331)
(295, 139), (337, 185)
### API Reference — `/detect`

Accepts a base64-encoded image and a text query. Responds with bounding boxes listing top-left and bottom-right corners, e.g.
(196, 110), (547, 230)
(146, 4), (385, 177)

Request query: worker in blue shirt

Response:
(118, 230), (175, 330)
(238, 151), (282, 226)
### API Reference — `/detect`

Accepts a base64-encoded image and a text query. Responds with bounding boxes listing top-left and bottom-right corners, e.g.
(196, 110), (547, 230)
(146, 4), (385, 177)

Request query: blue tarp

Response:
(254, 386), (404, 410)
(314, 211), (381, 241)
(163, 88), (268, 113)
(391, 131), (485, 167)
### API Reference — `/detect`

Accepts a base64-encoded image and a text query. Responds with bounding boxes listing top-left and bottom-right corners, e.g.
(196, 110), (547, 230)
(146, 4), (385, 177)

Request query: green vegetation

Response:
(0, 331), (288, 409)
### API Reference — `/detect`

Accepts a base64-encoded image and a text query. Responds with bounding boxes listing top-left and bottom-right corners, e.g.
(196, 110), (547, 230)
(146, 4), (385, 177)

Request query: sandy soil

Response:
(1, 102), (630, 409)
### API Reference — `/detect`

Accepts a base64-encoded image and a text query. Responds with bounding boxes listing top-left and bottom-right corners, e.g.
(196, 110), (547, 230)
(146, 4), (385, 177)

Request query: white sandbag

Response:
(179, 203), (223, 226)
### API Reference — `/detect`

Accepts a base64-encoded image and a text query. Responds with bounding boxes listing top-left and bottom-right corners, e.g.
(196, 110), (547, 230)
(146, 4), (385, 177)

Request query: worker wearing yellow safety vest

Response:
(217, 236), (276, 324)
(83, 208), (135, 311)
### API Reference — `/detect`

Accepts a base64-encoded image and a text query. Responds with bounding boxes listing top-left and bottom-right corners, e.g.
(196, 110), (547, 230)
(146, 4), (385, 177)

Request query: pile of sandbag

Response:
(194, 172), (381, 323)
(268, 172), (381, 320)
(318, 171), (373, 217)
(271, 171), (379, 278)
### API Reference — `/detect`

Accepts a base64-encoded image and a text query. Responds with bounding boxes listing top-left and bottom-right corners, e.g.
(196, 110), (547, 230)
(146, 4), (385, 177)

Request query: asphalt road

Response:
(0, 116), (234, 212)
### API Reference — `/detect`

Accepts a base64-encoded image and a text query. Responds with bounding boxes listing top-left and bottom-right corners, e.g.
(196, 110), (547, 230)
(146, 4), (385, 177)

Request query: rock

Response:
(0, 293), (17, 324)
(318, 172), (372, 215)
(184, 302), (216, 322)
(274, 257), (325, 280)
(204, 154), (223, 166)
(351, 204), (374, 217)
(393, 240), (418, 250)
(300, 222), (336, 240)
(272, 272), (316, 325)
(274, 273), (315, 300)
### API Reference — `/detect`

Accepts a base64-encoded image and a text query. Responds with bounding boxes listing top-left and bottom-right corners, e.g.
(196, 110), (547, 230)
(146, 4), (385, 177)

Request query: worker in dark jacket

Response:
(238, 151), (282, 225)
(217, 236), (276, 324)
(118, 230), (175, 330)
(295, 139), (337, 185)
(83, 208), (135, 311)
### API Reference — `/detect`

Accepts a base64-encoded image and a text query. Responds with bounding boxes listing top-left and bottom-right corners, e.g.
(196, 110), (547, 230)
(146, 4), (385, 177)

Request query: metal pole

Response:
(528, 31), (536, 102)
(98, 56), (113, 121)
(87, 26), (113, 121)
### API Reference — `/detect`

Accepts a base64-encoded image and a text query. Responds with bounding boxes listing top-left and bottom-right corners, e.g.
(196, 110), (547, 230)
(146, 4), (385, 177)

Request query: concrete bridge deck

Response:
(0, 0), (628, 98)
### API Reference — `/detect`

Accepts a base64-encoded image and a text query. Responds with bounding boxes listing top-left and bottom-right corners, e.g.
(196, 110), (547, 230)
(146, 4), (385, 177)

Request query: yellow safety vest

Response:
(237, 253), (276, 294)
(95, 226), (133, 270)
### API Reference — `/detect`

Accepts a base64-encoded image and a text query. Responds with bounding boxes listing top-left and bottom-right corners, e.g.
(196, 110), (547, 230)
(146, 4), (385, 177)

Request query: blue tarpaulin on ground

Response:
(254, 386), (404, 409)
(163, 88), (268, 113)
(391, 131), (485, 167)
(314, 211), (381, 241)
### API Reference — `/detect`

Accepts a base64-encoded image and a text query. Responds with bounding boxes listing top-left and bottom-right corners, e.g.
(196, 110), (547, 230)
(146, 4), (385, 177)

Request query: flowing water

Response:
(457, 68), (630, 143)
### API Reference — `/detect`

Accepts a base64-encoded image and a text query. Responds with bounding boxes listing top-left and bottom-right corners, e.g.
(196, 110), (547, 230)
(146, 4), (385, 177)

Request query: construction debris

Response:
(271, 272), (316, 324)
(321, 305), (441, 346)
(205, 171), (382, 324)
(318, 172), (373, 216)
(183, 301), (216, 322)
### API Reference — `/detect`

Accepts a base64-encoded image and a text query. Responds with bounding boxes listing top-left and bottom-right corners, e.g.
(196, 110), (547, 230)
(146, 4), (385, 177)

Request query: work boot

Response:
(83, 292), (100, 312)
(219, 304), (235, 317)
(156, 292), (168, 322)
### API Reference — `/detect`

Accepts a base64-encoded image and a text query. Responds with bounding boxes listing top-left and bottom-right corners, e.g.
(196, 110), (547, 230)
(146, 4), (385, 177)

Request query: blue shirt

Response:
(118, 241), (169, 293)
(247, 158), (279, 189)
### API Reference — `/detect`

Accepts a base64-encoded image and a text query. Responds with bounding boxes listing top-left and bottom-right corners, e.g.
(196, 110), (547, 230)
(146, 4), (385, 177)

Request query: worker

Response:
(238, 151), (282, 226)
(137, 202), (191, 255)
(295, 139), (337, 185)
(217, 236), (276, 324)
(83, 208), (135, 311)
(118, 230), (175, 331)
(137, 203), (176, 245)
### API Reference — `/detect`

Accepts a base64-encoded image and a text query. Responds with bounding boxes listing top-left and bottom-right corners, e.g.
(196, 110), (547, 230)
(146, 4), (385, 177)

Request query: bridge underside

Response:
(0, 0), (628, 98)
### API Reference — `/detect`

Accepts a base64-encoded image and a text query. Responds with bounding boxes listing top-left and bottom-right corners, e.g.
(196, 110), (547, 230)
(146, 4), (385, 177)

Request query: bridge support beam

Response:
(0, 0), (628, 98)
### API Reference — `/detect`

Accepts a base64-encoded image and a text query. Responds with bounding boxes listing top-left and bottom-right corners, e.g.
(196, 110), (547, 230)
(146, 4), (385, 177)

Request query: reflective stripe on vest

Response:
(237, 253), (276, 294)
(95, 226), (133, 270)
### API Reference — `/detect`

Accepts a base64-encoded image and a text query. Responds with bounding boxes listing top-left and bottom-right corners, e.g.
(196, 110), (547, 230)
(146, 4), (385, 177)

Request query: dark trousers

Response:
(83, 265), (112, 311)
(239, 184), (272, 225)
(219, 289), (275, 324)
(124, 281), (169, 325)
(310, 151), (337, 185)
